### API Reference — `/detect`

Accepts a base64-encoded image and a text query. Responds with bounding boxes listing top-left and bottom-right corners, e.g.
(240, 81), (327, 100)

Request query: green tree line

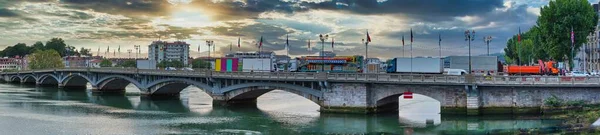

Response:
(0, 38), (92, 57)
(504, 0), (598, 68)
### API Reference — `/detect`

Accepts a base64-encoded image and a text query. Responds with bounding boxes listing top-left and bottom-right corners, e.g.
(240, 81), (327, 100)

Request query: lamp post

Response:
(127, 49), (132, 59)
(483, 36), (492, 56)
(465, 30), (475, 74)
(206, 40), (214, 71)
(134, 45), (140, 60)
(319, 34), (329, 72)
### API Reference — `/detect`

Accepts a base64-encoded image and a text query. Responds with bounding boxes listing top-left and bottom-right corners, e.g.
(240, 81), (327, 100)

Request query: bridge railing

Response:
(326, 73), (467, 84)
(5, 68), (600, 86)
(473, 75), (600, 85)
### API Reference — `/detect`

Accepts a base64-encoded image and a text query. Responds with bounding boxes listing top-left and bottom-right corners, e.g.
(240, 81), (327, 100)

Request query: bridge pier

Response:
(466, 85), (480, 115)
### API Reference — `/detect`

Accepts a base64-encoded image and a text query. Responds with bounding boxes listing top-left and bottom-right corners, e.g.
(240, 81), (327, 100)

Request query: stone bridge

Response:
(3, 68), (600, 115)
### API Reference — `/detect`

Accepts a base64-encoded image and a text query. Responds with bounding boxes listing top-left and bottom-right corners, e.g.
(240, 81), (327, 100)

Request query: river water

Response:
(0, 83), (572, 134)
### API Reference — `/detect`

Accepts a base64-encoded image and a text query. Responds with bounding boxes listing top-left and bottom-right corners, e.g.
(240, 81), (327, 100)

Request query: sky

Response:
(0, 0), (599, 59)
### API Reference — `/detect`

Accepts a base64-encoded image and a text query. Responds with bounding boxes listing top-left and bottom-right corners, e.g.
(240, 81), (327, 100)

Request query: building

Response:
(63, 56), (91, 68)
(580, 2), (600, 73)
(148, 41), (190, 65)
(0, 57), (23, 71)
(89, 59), (102, 68)
(232, 51), (275, 59)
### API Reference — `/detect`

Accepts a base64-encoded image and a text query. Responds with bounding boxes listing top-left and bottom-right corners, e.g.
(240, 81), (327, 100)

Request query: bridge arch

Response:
(9, 75), (21, 83)
(96, 75), (143, 91)
(38, 74), (60, 86)
(21, 74), (37, 84)
(373, 86), (449, 113)
(62, 73), (93, 89)
(145, 78), (213, 96)
(220, 82), (323, 106)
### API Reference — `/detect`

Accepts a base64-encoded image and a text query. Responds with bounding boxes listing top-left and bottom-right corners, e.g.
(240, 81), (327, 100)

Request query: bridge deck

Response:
(4, 68), (600, 86)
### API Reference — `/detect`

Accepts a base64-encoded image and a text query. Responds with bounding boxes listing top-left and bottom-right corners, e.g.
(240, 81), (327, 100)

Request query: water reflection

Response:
(0, 83), (577, 134)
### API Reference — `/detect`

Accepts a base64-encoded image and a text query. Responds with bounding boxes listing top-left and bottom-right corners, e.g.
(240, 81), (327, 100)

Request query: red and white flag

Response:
(366, 30), (372, 43)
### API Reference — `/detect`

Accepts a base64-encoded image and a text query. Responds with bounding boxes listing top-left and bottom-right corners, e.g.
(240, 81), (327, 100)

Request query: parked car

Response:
(443, 68), (466, 75)
(590, 70), (599, 76)
(182, 67), (194, 71)
(569, 71), (589, 77)
(165, 67), (177, 71)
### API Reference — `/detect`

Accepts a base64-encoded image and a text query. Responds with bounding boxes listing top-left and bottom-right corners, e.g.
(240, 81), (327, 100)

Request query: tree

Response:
(118, 60), (136, 68)
(45, 38), (67, 56)
(537, 0), (598, 68)
(0, 43), (33, 57)
(32, 41), (44, 51)
(192, 59), (211, 68)
(79, 47), (91, 56)
(99, 59), (113, 67)
(28, 50), (64, 70)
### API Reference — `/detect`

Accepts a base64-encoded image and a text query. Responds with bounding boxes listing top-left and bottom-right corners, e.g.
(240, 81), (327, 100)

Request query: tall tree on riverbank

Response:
(45, 38), (67, 56)
(28, 50), (64, 70)
(504, 0), (597, 67)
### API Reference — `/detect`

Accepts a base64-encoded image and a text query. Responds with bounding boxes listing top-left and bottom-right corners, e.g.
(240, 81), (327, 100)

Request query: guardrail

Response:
(4, 68), (600, 86)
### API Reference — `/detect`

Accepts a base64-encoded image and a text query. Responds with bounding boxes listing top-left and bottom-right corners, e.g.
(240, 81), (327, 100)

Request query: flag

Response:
(518, 27), (521, 42)
(229, 43), (232, 52)
(410, 28), (413, 43)
(286, 34), (289, 49)
(308, 39), (311, 50)
(331, 38), (334, 48)
(439, 33), (442, 47)
(118, 45), (120, 53)
(238, 37), (241, 48)
(571, 27), (575, 44)
(366, 30), (371, 43)
(198, 44), (200, 52)
(402, 35), (405, 46)
(259, 36), (263, 48)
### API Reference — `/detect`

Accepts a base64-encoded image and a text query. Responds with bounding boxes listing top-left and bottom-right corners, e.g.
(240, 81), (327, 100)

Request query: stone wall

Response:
(323, 83), (368, 107)
(479, 86), (600, 113)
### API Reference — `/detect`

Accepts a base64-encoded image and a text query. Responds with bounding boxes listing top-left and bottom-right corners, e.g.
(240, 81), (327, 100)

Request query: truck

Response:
(445, 56), (499, 75)
(214, 58), (240, 72)
(136, 60), (157, 69)
(504, 60), (559, 75)
(242, 58), (276, 72)
(387, 57), (443, 74)
(297, 55), (363, 72)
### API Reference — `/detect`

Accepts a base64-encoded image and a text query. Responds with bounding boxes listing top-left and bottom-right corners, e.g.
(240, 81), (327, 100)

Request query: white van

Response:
(444, 68), (466, 75)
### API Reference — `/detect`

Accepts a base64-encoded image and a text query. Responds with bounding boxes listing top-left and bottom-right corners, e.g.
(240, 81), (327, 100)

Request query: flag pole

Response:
(439, 33), (442, 58)
(410, 28), (413, 74)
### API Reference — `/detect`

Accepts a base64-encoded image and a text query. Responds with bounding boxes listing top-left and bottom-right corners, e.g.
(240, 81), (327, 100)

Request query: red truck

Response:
(504, 60), (559, 75)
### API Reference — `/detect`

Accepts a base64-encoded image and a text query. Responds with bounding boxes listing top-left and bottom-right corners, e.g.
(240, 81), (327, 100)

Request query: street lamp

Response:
(465, 30), (475, 74)
(483, 36), (492, 56)
(127, 49), (132, 59)
(206, 40), (214, 71)
(134, 45), (140, 60)
(319, 34), (329, 72)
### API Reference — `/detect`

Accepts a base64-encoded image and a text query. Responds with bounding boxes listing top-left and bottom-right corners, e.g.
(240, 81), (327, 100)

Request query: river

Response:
(0, 83), (574, 134)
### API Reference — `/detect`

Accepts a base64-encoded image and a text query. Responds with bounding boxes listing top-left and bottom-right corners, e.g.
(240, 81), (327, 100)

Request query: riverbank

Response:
(544, 104), (600, 133)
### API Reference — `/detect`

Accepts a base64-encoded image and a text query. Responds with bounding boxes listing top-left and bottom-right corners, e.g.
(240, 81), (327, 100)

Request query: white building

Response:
(0, 57), (23, 71)
(148, 41), (190, 65)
